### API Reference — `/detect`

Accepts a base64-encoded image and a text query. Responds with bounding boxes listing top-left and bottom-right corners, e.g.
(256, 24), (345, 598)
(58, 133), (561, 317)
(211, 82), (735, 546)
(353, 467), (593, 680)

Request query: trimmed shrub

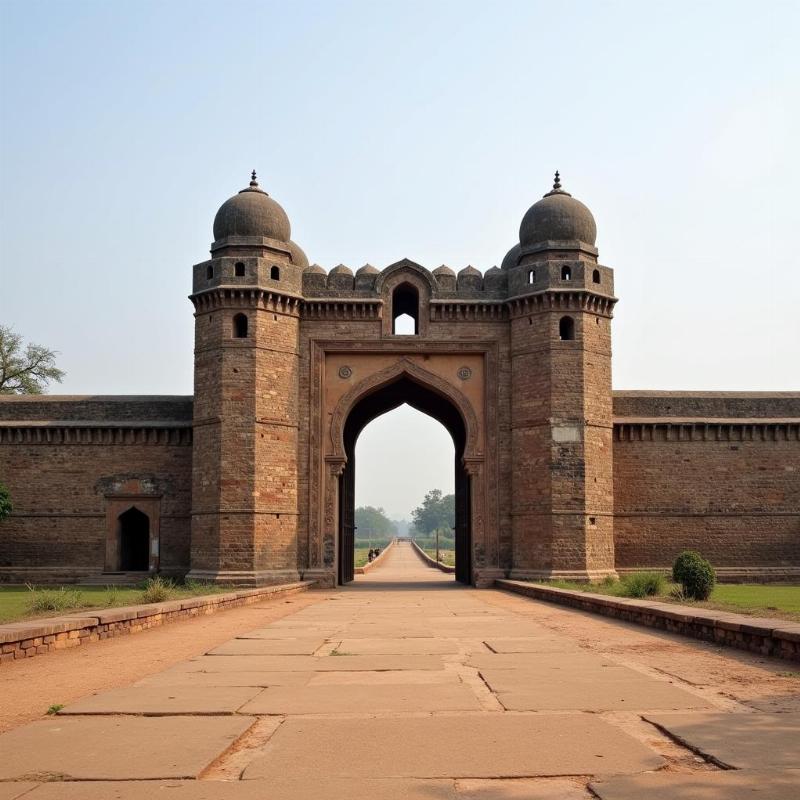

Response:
(620, 571), (666, 598)
(672, 550), (704, 584)
(680, 555), (716, 601)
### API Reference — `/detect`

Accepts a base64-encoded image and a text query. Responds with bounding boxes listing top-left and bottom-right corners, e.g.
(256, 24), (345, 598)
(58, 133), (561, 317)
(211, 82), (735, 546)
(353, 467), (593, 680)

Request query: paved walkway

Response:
(0, 541), (798, 798)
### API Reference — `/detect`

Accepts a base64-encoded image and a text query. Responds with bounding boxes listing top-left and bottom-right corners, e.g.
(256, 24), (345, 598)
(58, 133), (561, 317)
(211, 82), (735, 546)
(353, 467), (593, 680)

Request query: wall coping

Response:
(496, 579), (800, 662)
(0, 581), (314, 662)
(410, 539), (456, 573)
(353, 538), (396, 574)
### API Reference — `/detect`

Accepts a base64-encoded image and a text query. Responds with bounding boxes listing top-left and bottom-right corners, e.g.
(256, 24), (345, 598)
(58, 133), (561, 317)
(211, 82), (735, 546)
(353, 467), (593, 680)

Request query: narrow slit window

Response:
(561, 265), (572, 281)
(206, 265), (214, 280)
(392, 283), (419, 335)
(233, 313), (248, 339)
(528, 269), (535, 284)
(592, 269), (600, 284)
(270, 265), (280, 280)
(559, 315), (575, 341)
(235, 262), (246, 277)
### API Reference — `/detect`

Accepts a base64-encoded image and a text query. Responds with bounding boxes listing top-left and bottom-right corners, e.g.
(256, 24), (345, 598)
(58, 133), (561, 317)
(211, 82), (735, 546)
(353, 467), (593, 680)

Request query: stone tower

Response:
(505, 173), (617, 580)
(187, 172), (308, 585)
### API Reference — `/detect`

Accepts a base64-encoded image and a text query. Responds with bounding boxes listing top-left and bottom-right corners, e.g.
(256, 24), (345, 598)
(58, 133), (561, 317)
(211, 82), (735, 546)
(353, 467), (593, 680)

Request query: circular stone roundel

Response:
(457, 366), (472, 381)
(338, 366), (353, 379)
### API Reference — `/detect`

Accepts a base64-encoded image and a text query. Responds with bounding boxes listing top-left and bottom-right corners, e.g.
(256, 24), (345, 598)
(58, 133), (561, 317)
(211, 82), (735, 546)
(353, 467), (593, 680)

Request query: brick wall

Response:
(613, 393), (800, 576)
(0, 413), (192, 582)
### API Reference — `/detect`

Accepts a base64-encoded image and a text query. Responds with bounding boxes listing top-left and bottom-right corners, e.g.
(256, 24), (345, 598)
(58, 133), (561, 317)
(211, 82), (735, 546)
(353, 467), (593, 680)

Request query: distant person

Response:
(368, 549), (375, 562)
(374, 547), (381, 557)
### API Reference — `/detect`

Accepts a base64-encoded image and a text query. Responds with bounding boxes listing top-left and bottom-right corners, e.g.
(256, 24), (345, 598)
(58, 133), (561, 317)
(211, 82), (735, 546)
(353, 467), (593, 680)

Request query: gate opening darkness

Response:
(338, 375), (471, 585)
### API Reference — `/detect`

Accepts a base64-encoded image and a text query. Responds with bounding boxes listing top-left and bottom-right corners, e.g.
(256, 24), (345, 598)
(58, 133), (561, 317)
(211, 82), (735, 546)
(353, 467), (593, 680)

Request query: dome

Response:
(356, 263), (379, 276)
(500, 243), (521, 270)
(329, 264), (353, 276)
(519, 172), (596, 248)
(433, 264), (455, 277)
(213, 171), (291, 243)
(287, 239), (308, 268)
(305, 263), (326, 275)
(458, 265), (481, 278)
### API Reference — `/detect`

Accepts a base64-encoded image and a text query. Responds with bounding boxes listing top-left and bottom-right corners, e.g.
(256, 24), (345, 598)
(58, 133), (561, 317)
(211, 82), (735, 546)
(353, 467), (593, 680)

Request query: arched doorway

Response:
(119, 507), (150, 571)
(338, 375), (471, 585)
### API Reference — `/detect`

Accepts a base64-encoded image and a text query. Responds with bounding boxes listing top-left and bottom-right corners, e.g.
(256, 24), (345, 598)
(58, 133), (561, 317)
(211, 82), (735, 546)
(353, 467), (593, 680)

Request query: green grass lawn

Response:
(423, 548), (455, 566)
(535, 578), (800, 623)
(0, 581), (231, 625)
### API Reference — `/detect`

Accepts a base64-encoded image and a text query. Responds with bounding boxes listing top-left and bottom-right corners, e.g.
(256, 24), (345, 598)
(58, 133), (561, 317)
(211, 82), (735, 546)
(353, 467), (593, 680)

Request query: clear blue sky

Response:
(1, 1), (798, 518)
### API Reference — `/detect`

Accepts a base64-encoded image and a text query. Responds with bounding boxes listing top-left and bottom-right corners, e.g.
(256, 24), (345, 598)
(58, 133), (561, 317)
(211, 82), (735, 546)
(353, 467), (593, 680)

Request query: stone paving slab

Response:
(207, 638), (325, 655)
(309, 669), (457, 685)
(468, 652), (617, 671)
(183, 654), (446, 671)
(243, 714), (664, 779)
(23, 779), (460, 799)
(0, 716), (254, 780)
(481, 667), (710, 710)
(135, 669), (313, 688)
(335, 638), (459, 655)
(0, 784), (38, 800)
(457, 778), (592, 799)
(59, 685), (261, 715)
(240, 683), (482, 714)
(589, 769), (800, 799)
(644, 712), (800, 769)
(484, 637), (582, 653)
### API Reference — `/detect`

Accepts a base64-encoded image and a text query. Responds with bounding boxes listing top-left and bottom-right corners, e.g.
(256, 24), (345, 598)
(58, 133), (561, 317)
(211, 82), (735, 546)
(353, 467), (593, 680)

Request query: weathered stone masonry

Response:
(0, 173), (798, 585)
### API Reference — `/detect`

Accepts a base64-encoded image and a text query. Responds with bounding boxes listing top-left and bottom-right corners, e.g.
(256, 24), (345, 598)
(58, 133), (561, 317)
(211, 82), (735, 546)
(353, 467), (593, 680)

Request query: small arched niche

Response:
(270, 265), (280, 281)
(561, 265), (572, 281)
(592, 268), (601, 284)
(392, 283), (419, 335)
(559, 315), (575, 341)
(233, 313), (248, 339)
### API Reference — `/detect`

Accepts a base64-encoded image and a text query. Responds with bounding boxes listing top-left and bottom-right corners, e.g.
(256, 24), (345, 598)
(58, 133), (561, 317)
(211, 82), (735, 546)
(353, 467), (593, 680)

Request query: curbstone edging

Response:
(0, 581), (314, 666)
(495, 579), (800, 663)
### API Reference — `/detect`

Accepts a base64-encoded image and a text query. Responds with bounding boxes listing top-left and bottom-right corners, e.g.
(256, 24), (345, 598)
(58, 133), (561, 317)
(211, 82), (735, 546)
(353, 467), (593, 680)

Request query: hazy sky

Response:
(1, 1), (798, 519)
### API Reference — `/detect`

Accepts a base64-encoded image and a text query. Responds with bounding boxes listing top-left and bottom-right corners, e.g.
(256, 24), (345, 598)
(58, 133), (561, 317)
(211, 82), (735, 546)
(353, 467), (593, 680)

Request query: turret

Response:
(188, 172), (305, 584)
(507, 173), (617, 580)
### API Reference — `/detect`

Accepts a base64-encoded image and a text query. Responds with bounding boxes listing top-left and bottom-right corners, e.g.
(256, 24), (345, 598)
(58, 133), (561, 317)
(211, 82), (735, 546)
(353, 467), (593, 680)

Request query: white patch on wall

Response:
(552, 425), (581, 443)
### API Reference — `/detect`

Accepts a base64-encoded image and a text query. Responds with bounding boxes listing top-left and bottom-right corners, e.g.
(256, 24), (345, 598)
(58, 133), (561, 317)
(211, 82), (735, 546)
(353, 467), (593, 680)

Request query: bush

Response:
(139, 576), (177, 604)
(680, 556), (716, 601)
(620, 571), (666, 598)
(26, 584), (84, 614)
(672, 550), (704, 584)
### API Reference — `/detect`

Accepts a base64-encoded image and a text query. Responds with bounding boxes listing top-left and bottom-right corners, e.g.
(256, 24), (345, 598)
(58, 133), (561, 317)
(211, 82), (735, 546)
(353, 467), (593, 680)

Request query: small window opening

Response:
(270, 265), (280, 280)
(528, 269), (535, 284)
(206, 265), (214, 280)
(233, 313), (248, 339)
(592, 269), (600, 283)
(559, 315), (575, 341)
(235, 261), (246, 277)
(392, 283), (419, 335)
(561, 265), (572, 281)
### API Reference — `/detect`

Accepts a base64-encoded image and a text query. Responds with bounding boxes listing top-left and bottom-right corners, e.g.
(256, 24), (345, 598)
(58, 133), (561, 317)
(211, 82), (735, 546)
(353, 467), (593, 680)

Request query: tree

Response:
(0, 326), (65, 394)
(354, 506), (397, 540)
(0, 482), (11, 522)
(411, 489), (455, 536)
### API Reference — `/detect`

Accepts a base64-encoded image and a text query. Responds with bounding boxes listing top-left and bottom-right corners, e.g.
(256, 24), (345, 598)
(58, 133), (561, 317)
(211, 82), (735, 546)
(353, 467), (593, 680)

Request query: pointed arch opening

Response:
(391, 283), (419, 335)
(338, 375), (471, 586)
(119, 507), (150, 571)
(233, 313), (248, 339)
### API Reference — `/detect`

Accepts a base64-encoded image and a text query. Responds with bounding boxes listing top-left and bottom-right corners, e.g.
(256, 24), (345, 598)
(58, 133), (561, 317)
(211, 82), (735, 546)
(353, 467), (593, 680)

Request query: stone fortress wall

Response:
(0, 172), (797, 585)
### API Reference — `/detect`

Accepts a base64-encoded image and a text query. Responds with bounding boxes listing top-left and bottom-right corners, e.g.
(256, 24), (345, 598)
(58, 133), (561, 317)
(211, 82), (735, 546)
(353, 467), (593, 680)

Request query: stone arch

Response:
(328, 358), (482, 466)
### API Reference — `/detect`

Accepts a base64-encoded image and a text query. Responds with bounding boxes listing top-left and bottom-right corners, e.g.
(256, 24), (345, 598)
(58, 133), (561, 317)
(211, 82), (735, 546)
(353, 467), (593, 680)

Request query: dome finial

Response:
(553, 170), (561, 191)
(250, 169), (258, 188)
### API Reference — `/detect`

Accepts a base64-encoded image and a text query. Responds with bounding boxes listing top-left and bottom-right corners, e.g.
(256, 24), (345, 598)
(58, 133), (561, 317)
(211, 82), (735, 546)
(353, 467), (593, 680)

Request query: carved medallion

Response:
(457, 366), (472, 381)
(338, 366), (353, 379)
